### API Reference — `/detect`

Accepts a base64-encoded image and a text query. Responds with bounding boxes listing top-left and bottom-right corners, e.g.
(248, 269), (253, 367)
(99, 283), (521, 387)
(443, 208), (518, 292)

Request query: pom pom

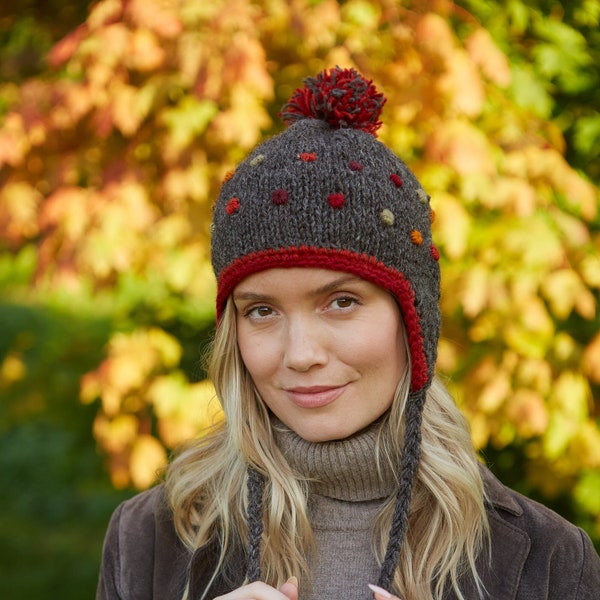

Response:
(280, 66), (386, 137)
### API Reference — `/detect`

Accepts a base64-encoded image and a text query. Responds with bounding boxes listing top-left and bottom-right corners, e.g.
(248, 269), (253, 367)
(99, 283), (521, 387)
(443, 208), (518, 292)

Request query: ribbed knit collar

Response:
(272, 418), (399, 502)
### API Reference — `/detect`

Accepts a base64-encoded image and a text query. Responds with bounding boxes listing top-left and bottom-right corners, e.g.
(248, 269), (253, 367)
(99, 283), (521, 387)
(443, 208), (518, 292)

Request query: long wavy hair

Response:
(165, 299), (489, 600)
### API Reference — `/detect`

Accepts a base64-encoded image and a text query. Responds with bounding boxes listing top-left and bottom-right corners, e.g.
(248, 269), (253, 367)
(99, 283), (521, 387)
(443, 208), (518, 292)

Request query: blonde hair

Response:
(165, 300), (489, 599)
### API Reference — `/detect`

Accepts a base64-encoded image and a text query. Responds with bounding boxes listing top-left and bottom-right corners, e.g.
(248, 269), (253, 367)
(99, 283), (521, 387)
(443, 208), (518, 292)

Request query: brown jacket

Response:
(96, 468), (600, 599)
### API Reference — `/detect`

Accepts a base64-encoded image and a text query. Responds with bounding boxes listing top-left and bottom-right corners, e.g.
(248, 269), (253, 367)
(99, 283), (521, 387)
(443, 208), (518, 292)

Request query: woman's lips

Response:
(284, 385), (347, 408)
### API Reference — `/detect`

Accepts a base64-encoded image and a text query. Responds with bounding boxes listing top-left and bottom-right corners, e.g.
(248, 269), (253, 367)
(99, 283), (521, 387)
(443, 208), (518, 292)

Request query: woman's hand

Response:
(368, 583), (401, 600)
(215, 577), (298, 600)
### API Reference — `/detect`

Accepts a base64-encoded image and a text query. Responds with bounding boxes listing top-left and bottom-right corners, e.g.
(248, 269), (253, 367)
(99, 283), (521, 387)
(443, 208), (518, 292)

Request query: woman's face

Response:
(233, 268), (408, 442)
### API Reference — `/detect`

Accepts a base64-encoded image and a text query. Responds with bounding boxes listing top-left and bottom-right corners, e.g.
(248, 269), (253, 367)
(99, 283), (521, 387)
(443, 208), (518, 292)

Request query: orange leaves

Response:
(583, 333), (600, 384)
(415, 12), (455, 56)
(87, 0), (123, 31)
(127, 29), (167, 72)
(416, 15), (490, 117)
(0, 113), (30, 168)
(440, 50), (485, 118)
(0, 182), (42, 245)
(48, 23), (89, 68)
(426, 120), (496, 175)
(111, 82), (156, 136)
(125, 0), (183, 39)
(466, 29), (511, 88)
(34, 182), (164, 283)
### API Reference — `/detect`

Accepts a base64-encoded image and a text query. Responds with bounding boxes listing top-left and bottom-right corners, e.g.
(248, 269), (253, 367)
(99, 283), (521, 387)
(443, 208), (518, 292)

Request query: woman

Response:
(97, 67), (600, 600)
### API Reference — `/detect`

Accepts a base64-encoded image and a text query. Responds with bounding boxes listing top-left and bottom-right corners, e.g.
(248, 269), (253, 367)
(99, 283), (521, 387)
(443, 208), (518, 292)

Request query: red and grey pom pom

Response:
(280, 66), (386, 137)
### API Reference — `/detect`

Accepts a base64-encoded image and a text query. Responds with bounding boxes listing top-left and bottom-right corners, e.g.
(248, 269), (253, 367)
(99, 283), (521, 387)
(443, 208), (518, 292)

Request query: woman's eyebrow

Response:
(232, 290), (275, 302)
(234, 275), (363, 302)
(310, 275), (363, 296)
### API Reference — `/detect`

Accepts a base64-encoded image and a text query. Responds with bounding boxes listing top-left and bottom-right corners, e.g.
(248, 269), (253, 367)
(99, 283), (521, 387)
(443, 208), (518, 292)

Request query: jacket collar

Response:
(481, 465), (523, 516)
(474, 467), (530, 600)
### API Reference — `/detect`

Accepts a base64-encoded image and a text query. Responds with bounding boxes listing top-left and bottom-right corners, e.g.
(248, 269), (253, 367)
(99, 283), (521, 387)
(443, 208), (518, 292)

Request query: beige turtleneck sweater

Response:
(273, 421), (399, 600)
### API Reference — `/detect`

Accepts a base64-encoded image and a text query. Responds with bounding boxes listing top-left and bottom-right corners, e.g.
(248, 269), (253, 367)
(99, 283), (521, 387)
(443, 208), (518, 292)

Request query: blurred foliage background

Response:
(1, 0), (599, 597)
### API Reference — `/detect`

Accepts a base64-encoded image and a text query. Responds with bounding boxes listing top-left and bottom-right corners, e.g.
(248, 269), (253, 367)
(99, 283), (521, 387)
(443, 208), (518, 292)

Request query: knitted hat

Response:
(210, 67), (441, 592)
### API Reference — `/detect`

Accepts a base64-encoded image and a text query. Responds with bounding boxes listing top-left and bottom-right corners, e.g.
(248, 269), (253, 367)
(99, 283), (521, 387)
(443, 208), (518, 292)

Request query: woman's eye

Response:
(332, 297), (356, 309)
(245, 306), (273, 318)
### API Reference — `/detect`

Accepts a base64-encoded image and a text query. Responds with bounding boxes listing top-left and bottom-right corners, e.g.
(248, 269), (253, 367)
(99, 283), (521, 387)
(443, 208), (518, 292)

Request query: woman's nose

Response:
(282, 316), (328, 372)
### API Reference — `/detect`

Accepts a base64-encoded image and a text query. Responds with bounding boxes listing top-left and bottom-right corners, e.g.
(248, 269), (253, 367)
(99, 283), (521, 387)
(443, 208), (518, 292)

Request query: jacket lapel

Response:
(478, 510), (530, 600)
(188, 540), (245, 599)
(476, 468), (531, 600)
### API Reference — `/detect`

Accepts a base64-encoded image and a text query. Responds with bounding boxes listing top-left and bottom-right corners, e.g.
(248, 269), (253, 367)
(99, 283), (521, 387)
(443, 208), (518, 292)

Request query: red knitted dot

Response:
(225, 197), (241, 215)
(328, 193), (345, 209)
(299, 152), (317, 162)
(430, 245), (440, 261)
(390, 173), (403, 187)
(348, 161), (363, 171)
(272, 189), (289, 205)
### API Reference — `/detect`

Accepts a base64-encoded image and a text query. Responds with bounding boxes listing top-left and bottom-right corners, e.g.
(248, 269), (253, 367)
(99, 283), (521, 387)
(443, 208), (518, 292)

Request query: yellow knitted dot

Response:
(417, 189), (429, 204)
(381, 209), (395, 226)
(250, 154), (265, 166)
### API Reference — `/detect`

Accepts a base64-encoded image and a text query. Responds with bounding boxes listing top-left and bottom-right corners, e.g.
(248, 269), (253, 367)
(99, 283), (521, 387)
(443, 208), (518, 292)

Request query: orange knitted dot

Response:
(429, 208), (436, 224)
(299, 152), (317, 162)
(223, 169), (236, 183)
(410, 230), (423, 245)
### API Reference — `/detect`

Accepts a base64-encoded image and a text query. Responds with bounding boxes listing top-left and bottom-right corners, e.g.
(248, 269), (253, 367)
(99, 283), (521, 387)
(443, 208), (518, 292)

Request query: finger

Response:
(214, 581), (292, 600)
(279, 576), (299, 600)
(368, 583), (401, 599)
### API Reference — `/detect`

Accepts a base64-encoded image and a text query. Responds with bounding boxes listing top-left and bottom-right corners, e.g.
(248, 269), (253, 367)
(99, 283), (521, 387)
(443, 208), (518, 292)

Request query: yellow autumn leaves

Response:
(81, 328), (222, 488)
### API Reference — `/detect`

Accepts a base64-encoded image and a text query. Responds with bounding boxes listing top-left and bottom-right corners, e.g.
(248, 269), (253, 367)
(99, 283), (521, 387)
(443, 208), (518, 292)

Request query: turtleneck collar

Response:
(272, 418), (399, 502)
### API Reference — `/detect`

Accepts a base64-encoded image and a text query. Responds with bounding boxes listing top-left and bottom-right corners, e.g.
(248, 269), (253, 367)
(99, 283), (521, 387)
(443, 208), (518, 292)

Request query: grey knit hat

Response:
(211, 67), (441, 592)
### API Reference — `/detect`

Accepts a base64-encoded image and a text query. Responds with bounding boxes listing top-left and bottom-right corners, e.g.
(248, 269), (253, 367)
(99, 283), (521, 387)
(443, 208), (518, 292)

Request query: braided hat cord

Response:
(377, 390), (425, 589)
(246, 467), (265, 583)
